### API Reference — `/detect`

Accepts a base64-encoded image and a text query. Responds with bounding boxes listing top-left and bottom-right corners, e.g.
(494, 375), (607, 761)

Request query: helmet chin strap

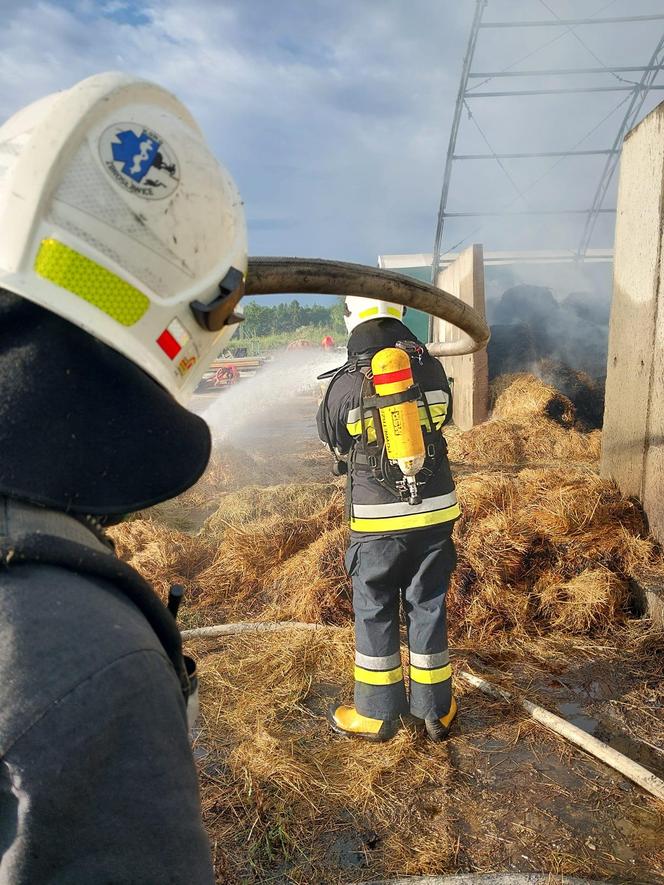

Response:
(245, 256), (490, 356)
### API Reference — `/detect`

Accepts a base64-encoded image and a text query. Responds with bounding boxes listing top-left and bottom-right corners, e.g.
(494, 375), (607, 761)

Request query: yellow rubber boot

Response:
(425, 697), (458, 742)
(327, 704), (400, 742)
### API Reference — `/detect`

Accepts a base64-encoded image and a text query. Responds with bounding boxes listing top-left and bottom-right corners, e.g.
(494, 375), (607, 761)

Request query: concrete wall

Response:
(432, 244), (489, 431)
(601, 101), (664, 545)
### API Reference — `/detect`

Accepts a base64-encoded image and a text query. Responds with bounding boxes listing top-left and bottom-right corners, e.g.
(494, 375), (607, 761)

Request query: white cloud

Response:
(0, 0), (662, 265)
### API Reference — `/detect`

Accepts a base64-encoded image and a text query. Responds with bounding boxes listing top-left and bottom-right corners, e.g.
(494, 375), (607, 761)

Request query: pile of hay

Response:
(111, 481), (350, 627)
(201, 481), (341, 538)
(446, 374), (602, 466)
(449, 468), (663, 639)
(489, 364), (605, 431)
(140, 445), (335, 532)
(111, 467), (663, 642)
(537, 360), (605, 430)
(111, 374), (662, 641)
(195, 492), (348, 622)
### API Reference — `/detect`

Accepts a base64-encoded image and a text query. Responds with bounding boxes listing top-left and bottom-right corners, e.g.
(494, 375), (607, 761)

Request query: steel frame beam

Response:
(578, 33), (664, 256)
(445, 209), (615, 217)
(469, 65), (662, 77)
(480, 14), (664, 28)
(454, 150), (617, 159)
(431, 0), (487, 280)
(431, 2), (664, 266)
(467, 85), (664, 97)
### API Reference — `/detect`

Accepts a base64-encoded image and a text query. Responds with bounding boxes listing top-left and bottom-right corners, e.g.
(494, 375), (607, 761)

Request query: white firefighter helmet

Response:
(0, 72), (247, 402)
(344, 295), (404, 333)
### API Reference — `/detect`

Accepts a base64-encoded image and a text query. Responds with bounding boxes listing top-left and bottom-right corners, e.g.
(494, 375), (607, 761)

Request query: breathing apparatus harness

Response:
(319, 340), (445, 506)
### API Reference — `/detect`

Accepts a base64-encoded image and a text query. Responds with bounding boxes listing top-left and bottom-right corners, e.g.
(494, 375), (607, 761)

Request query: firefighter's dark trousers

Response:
(345, 530), (457, 721)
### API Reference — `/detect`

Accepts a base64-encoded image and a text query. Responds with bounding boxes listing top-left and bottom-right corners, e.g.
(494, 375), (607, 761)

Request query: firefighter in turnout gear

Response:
(317, 296), (459, 742)
(0, 73), (247, 883)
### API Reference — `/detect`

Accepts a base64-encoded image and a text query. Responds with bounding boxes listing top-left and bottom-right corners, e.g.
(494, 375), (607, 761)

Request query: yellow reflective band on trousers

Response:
(354, 665), (404, 685)
(409, 663), (452, 685)
(35, 239), (149, 327)
(350, 502), (461, 533)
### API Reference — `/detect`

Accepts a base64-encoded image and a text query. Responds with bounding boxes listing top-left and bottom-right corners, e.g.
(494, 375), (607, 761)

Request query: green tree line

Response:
(240, 299), (346, 337)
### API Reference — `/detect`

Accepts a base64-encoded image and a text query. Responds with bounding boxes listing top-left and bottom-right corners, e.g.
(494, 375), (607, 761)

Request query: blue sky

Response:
(0, 0), (662, 294)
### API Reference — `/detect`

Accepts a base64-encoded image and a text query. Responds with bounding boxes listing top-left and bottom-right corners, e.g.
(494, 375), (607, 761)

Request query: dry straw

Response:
(110, 374), (663, 641)
(106, 373), (664, 883)
(446, 374), (602, 466)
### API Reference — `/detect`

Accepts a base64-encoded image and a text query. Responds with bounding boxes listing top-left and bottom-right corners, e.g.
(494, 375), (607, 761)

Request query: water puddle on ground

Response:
(558, 700), (664, 780)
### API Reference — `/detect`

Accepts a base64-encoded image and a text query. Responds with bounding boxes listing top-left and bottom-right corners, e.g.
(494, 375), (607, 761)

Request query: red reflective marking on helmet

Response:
(157, 329), (182, 360)
(373, 368), (412, 386)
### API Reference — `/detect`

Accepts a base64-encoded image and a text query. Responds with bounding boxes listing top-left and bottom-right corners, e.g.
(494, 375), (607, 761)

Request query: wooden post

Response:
(432, 244), (489, 430)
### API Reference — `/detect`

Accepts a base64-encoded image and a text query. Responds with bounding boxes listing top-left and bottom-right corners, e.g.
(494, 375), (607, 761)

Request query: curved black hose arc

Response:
(245, 257), (490, 355)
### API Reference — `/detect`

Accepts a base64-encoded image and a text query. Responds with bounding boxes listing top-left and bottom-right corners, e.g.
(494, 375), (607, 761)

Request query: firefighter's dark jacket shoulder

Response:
(0, 498), (215, 884)
(316, 319), (459, 538)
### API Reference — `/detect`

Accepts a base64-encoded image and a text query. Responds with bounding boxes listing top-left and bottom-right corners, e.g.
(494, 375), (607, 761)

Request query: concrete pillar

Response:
(601, 101), (664, 545)
(432, 244), (489, 431)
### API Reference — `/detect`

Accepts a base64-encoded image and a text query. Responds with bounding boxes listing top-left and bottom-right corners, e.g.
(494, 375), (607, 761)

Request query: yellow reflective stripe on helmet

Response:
(409, 663), (452, 685)
(354, 665), (403, 685)
(350, 502), (461, 533)
(356, 305), (402, 320)
(35, 239), (149, 327)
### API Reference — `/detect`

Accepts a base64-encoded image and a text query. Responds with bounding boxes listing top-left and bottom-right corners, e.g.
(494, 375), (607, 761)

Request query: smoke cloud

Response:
(486, 262), (612, 382)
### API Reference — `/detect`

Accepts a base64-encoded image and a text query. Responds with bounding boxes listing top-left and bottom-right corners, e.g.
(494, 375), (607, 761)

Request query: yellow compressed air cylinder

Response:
(371, 347), (425, 477)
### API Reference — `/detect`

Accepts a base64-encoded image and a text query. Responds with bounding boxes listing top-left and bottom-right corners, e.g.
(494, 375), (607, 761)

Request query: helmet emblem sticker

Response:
(99, 123), (179, 200)
(156, 319), (199, 380)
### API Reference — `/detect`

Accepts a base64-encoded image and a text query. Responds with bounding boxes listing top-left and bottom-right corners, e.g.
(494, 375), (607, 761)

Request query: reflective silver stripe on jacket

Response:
(352, 491), (458, 519)
(423, 390), (449, 406)
(347, 405), (370, 425)
(355, 651), (402, 670)
(409, 650), (450, 669)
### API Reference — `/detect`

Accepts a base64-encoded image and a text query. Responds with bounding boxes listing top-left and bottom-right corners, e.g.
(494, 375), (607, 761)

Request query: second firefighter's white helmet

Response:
(344, 295), (404, 333)
(0, 72), (247, 402)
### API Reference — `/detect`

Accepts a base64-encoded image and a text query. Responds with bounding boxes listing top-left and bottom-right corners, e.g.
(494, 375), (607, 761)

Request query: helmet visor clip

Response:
(190, 267), (245, 331)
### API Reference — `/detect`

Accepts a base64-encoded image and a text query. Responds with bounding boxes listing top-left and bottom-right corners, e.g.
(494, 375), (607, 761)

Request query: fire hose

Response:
(245, 257), (490, 357)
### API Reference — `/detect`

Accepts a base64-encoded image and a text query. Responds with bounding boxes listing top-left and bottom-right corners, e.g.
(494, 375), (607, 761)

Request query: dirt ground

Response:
(150, 392), (664, 884)
(189, 625), (663, 884)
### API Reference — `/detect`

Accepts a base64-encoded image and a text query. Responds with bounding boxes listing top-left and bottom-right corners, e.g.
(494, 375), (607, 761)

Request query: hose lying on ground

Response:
(183, 620), (664, 803)
(458, 670), (664, 803)
(245, 257), (490, 356)
(181, 621), (326, 639)
(360, 876), (602, 885)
